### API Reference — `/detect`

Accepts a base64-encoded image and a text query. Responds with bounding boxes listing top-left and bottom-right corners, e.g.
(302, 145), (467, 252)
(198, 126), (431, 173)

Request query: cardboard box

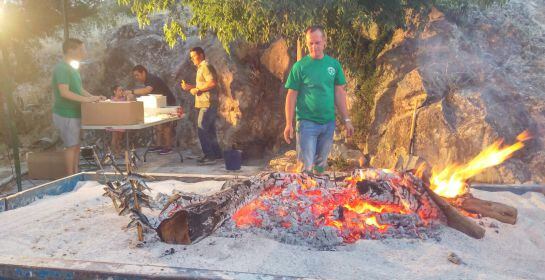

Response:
(137, 94), (167, 108)
(27, 151), (69, 180)
(82, 101), (144, 126)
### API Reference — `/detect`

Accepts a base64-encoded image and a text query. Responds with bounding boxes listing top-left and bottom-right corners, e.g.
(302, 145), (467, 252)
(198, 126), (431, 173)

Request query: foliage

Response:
(118, 0), (505, 52)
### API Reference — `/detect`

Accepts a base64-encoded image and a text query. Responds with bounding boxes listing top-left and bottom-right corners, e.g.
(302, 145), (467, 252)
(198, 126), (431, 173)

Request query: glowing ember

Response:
(430, 131), (531, 198)
(232, 170), (444, 246)
(232, 200), (266, 228)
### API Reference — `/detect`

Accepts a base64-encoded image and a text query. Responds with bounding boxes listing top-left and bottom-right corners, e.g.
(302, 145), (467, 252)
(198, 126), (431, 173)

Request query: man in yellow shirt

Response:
(181, 47), (222, 164)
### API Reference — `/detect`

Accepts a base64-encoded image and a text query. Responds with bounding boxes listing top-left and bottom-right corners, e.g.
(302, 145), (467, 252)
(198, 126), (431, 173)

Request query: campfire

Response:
(231, 170), (445, 246)
(222, 131), (529, 246)
(428, 130), (531, 199)
(111, 132), (528, 247)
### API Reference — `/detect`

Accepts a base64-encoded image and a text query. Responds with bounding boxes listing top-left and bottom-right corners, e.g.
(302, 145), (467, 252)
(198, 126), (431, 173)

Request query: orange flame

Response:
(344, 201), (385, 214)
(431, 131), (531, 198)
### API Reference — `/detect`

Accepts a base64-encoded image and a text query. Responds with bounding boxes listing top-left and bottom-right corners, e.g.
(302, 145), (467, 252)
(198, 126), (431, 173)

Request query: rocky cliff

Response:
(366, 1), (545, 183)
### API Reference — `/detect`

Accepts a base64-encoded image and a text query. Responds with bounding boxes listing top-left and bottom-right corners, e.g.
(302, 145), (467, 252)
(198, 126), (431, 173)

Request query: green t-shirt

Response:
(52, 61), (83, 118)
(284, 55), (346, 124)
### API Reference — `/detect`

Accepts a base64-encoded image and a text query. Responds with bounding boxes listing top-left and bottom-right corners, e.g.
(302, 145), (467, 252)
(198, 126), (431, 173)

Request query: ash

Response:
(220, 170), (445, 249)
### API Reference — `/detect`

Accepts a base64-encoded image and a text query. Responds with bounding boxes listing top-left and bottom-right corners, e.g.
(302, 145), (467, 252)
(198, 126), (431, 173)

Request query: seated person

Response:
(123, 65), (177, 155)
(108, 85), (132, 156)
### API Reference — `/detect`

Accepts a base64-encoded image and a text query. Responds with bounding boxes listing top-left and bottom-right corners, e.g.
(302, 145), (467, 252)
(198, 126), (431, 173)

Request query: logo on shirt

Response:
(327, 66), (336, 76)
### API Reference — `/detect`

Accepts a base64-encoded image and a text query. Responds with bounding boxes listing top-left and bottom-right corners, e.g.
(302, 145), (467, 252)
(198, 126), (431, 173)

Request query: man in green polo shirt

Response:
(52, 38), (104, 175)
(284, 25), (354, 173)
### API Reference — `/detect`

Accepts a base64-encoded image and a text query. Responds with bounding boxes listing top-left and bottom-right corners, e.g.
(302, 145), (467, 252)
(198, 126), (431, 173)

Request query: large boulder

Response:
(366, 3), (545, 183)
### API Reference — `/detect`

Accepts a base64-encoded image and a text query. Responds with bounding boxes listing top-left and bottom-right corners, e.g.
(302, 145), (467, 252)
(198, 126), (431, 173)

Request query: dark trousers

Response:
(197, 106), (222, 158)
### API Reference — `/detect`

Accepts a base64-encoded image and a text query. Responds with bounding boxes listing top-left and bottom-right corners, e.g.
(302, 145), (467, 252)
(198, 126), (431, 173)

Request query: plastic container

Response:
(224, 149), (242, 170)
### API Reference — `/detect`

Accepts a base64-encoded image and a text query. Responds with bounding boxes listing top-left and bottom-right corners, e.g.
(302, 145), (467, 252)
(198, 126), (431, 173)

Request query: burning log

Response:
(421, 183), (486, 239)
(156, 174), (269, 244)
(418, 130), (528, 227)
(431, 179), (519, 225)
(413, 170), (486, 239)
(156, 209), (191, 244)
(357, 169), (486, 239)
(459, 196), (517, 225)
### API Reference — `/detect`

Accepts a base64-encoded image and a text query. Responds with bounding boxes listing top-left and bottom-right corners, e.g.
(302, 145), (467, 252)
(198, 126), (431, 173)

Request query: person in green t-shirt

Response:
(284, 25), (354, 173)
(52, 38), (105, 175)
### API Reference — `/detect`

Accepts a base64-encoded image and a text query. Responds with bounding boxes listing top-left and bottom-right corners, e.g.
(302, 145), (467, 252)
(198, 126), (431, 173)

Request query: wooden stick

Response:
(460, 197), (517, 224)
(408, 102), (418, 156)
(136, 223), (144, 242)
(423, 184), (486, 239)
(125, 151), (130, 174)
(132, 182), (143, 242)
(126, 151), (143, 242)
(110, 196), (120, 212)
(105, 182), (121, 212)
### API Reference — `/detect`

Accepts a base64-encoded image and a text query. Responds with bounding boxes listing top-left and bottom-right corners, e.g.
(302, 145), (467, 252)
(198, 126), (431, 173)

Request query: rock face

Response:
(366, 2), (545, 183)
(98, 19), (291, 158)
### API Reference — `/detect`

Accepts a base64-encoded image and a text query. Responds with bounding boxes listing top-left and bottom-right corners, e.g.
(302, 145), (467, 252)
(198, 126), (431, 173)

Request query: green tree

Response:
(118, 0), (506, 142)
(118, 0), (505, 50)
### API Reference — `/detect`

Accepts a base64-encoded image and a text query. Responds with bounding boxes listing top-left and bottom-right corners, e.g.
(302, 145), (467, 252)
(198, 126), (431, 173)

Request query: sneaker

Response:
(197, 155), (207, 163)
(198, 156), (217, 165)
(159, 148), (173, 155)
(148, 146), (163, 153)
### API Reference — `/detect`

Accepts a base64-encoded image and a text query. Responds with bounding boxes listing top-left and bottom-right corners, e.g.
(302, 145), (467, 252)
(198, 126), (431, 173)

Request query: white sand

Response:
(0, 180), (544, 279)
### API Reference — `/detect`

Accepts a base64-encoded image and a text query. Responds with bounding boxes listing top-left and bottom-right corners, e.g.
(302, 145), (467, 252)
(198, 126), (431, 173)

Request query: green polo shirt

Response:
(284, 55), (346, 124)
(52, 61), (83, 118)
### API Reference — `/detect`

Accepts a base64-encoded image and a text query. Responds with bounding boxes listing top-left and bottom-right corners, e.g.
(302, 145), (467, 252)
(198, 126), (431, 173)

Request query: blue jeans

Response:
(197, 107), (222, 158)
(296, 119), (335, 173)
